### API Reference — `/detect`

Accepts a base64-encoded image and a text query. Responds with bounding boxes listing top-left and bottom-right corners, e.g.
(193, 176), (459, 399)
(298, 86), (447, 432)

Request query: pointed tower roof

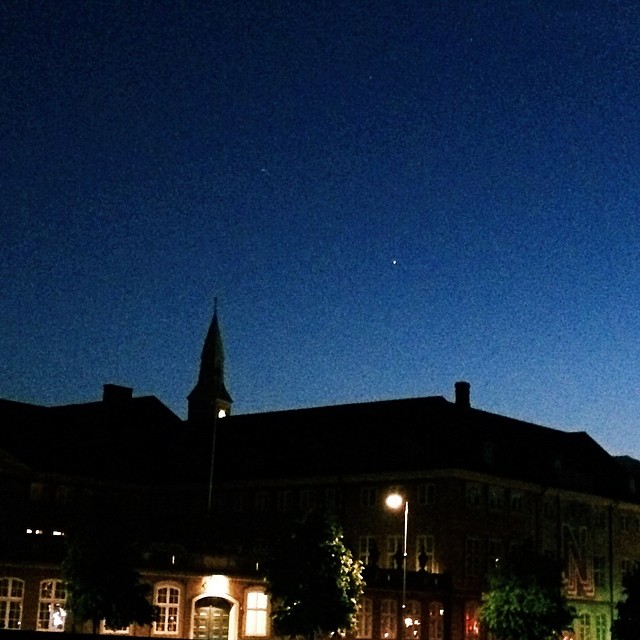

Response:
(188, 302), (233, 425)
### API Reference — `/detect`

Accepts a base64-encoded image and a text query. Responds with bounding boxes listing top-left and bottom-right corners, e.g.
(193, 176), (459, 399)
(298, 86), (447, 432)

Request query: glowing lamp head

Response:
(217, 409), (227, 419)
(385, 493), (404, 510)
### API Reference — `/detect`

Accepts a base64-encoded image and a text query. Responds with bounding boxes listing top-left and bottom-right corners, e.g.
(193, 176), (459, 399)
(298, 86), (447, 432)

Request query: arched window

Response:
(244, 589), (268, 637)
(154, 583), (181, 634)
(0, 578), (24, 630)
(37, 580), (67, 631)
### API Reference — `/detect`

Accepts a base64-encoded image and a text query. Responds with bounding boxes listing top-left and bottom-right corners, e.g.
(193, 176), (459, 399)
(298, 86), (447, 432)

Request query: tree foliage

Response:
(265, 509), (365, 640)
(613, 564), (640, 640)
(62, 523), (156, 633)
(480, 546), (575, 640)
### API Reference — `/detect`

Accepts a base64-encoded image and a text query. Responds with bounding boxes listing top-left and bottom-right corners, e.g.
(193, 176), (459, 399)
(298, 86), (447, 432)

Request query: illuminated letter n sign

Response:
(562, 524), (595, 598)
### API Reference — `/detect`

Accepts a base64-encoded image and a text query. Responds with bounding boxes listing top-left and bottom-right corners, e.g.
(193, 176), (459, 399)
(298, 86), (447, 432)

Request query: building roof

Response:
(1, 383), (636, 502)
(213, 393), (632, 500)
(0, 388), (191, 484)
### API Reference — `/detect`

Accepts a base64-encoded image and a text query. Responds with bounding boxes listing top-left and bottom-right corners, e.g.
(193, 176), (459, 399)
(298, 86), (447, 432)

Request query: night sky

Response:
(3, 1), (640, 459)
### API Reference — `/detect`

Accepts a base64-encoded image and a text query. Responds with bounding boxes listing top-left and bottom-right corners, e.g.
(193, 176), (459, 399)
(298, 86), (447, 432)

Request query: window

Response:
(0, 577), (24, 629)
(254, 491), (269, 512)
(428, 602), (444, 640)
(386, 535), (403, 569)
(30, 482), (46, 502)
(593, 555), (606, 589)
(465, 537), (481, 578)
(417, 483), (435, 506)
(324, 487), (342, 509)
(37, 580), (67, 631)
(465, 483), (482, 508)
(487, 539), (503, 573)
(488, 487), (504, 511)
(510, 491), (523, 514)
(299, 489), (316, 510)
(415, 534), (436, 572)
(245, 590), (268, 637)
(576, 612), (592, 640)
(405, 600), (421, 639)
(100, 622), (130, 634)
(360, 487), (377, 508)
(380, 599), (397, 639)
(594, 613), (607, 640)
(621, 558), (635, 578)
(358, 536), (378, 567)
(154, 583), (181, 634)
(355, 598), (372, 639)
(464, 601), (480, 640)
(620, 514), (630, 533)
(233, 491), (245, 512)
(543, 499), (555, 518)
(276, 490), (292, 512)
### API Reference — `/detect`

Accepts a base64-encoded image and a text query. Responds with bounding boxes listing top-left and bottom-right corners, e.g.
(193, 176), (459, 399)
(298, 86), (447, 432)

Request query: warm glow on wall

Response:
(202, 574), (229, 595)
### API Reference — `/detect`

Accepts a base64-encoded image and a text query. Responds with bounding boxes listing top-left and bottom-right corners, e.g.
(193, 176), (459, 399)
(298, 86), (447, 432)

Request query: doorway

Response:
(193, 596), (231, 640)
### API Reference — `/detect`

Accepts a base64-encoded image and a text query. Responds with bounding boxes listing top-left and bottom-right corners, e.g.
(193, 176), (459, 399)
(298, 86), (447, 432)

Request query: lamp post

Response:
(385, 493), (409, 633)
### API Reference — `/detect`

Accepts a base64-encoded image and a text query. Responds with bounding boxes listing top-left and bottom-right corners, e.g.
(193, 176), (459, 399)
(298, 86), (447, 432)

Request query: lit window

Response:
(355, 598), (372, 639)
(358, 536), (378, 567)
(464, 601), (480, 639)
(154, 584), (180, 635)
(380, 599), (397, 639)
(100, 621), (130, 634)
(37, 580), (67, 631)
(428, 602), (444, 640)
(244, 590), (268, 637)
(415, 534), (436, 572)
(0, 577), (24, 630)
(386, 535), (403, 570)
(576, 612), (591, 640)
(405, 601), (421, 639)
(594, 613), (607, 640)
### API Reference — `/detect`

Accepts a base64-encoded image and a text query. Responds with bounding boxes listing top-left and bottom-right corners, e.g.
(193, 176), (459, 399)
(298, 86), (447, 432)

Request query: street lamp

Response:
(385, 492), (410, 632)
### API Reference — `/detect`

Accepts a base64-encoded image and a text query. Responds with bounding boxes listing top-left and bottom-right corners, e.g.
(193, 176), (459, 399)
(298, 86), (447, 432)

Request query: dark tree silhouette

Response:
(613, 565), (640, 640)
(265, 509), (365, 640)
(62, 523), (156, 633)
(480, 546), (575, 640)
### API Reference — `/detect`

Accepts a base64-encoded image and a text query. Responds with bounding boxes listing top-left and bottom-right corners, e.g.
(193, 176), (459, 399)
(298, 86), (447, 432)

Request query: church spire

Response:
(188, 301), (233, 426)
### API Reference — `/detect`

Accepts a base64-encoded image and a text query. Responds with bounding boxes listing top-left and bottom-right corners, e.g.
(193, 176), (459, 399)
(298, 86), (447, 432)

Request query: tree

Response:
(265, 509), (365, 640)
(480, 546), (575, 640)
(62, 523), (156, 634)
(613, 564), (640, 640)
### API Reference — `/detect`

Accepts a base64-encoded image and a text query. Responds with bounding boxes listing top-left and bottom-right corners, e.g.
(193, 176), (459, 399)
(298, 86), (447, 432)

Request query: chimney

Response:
(103, 384), (133, 404)
(454, 381), (470, 408)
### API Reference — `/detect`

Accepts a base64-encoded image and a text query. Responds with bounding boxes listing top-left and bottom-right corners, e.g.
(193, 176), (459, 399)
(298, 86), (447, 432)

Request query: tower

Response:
(188, 303), (233, 426)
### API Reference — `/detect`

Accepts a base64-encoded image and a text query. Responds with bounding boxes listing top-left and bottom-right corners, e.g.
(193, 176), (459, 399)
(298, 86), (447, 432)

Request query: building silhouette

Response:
(2, 309), (640, 640)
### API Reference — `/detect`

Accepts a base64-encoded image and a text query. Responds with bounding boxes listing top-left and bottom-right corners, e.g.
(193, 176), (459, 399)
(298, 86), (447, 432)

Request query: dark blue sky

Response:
(3, 1), (640, 458)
